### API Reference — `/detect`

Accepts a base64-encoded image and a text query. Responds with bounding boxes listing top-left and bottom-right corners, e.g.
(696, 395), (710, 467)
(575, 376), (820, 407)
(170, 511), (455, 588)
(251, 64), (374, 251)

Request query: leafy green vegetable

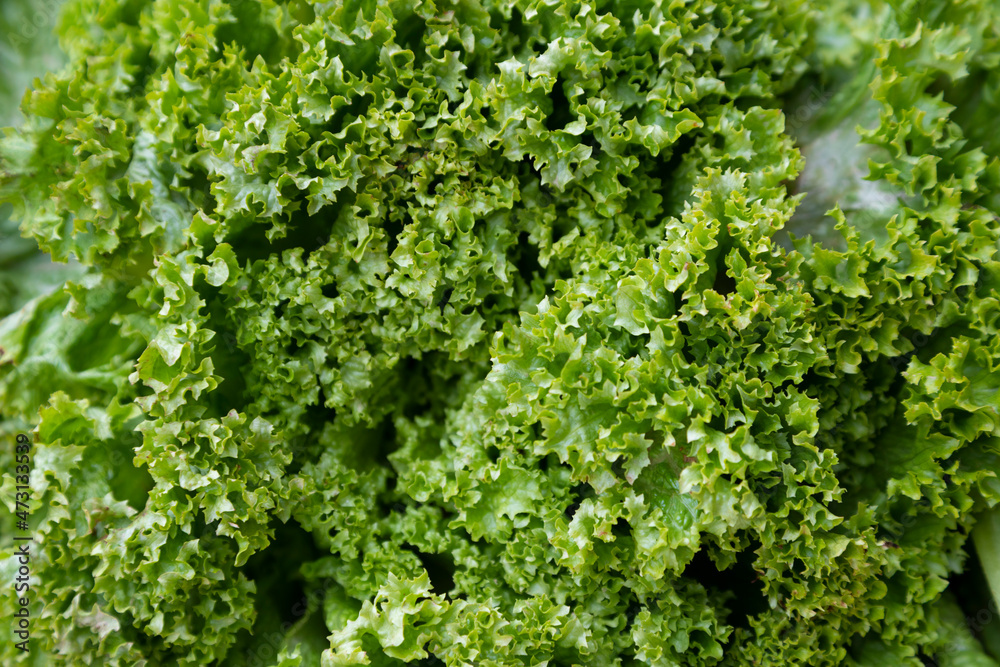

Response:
(0, 0), (81, 320)
(2, 0), (1000, 665)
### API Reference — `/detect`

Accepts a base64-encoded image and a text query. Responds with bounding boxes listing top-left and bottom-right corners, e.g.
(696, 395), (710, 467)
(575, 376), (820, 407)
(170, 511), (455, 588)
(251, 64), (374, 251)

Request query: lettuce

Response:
(2, 0), (1000, 665)
(0, 0), (81, 321)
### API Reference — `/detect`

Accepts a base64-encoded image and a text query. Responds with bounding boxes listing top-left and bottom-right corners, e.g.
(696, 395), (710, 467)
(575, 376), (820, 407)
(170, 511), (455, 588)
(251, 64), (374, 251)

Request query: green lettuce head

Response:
(2, 0), (1000, 665)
